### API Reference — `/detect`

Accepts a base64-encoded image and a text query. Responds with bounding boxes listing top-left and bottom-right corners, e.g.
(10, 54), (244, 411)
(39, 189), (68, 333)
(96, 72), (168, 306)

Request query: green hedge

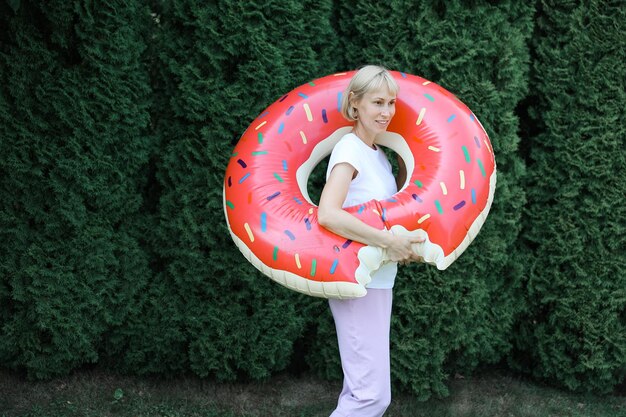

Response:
(101, 0), (337, 380)
(0, 0), (623, 398)
(0, 0), (153, 378)
(512, 0), (626, 393)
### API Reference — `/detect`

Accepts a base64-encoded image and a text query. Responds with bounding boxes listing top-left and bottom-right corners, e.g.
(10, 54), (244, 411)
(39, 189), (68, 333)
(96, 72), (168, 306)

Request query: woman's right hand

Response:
(385, 233), (425, 263)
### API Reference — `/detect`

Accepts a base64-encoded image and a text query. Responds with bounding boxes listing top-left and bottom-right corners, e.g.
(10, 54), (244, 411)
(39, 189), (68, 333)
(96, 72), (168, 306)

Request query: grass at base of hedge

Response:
(1, 368), (624, 417)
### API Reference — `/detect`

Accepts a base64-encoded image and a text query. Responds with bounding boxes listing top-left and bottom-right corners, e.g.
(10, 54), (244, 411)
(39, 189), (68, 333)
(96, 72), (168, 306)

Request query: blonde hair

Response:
(340, 65), (399, 122)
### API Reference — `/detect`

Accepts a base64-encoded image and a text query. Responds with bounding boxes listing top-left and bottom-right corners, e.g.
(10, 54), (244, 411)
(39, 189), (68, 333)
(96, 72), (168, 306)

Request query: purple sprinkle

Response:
(267, 191), (281, 201)
(304, 218), (311, 230)
(453, 200), (466, 211)
(227, 176), (232, 187)
(260, 111), (269, 118)
(286, 106), (295, 116)
(237, 159), (247, 168)
(279, 94), (288, 102)
(284, 230), (296, 240)
(322, 109), (328, 123)
(412, 194), (423, 203)
(386, 198), (397, 203)
(381, 208), (387, 222)
(342, 240), (352, 249)
(293, 197), (303, 205)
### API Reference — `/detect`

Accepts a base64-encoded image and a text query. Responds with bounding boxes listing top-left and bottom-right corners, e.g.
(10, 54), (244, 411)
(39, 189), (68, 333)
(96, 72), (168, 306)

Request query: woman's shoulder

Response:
(340, 132), (358, 141)
(334, 132), (362, 151)
(329, 133), (363, 169)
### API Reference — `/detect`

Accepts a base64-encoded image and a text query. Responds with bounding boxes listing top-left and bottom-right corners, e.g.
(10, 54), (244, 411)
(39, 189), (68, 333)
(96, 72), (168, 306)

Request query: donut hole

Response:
(382, 147), (403, 185)
(297, 127), (351, 206)
(305, 149), (404, 206)
(297, 129), (413, 205)
(377, 132), (414, 192)
(306, 155), (330, 206)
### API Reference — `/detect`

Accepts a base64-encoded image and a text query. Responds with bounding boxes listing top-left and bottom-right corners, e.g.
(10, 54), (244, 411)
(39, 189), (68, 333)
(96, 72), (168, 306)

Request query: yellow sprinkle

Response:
(373, 209), (380, 216)
(428, 145), (440, 152)
(309, 208), (314, 215)
(300, 131), (307, 144)
(459, 170), (466, 189)
(255, 121), (267, 130)
(244, 223), (254, 242)
(483, 139), (491, 154)
(422, 81), (431, 86)
(295, 253), (302, 269)
(418, 213), (431, 224)
(303, 103), (313, 122)
(333, 72), (347, 76)
(440, 182), (448, 195)
(416, 107), (426, 125)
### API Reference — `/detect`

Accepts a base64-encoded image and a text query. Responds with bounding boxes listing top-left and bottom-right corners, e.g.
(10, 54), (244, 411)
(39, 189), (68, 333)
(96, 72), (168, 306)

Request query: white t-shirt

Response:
(326, 133), (398, 289)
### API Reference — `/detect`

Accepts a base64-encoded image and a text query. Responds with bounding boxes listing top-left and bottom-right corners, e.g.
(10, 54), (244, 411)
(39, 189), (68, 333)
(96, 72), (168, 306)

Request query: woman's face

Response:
(352, 86), (396, 141)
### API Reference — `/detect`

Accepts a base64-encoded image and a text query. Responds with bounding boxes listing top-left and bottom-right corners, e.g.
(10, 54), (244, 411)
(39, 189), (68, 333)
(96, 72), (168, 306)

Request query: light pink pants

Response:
(328, 288), (393, 417)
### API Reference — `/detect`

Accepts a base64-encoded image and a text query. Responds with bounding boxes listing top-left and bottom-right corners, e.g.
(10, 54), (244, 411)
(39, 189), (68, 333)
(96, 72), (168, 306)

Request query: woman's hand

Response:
(385, 233), (425, 263)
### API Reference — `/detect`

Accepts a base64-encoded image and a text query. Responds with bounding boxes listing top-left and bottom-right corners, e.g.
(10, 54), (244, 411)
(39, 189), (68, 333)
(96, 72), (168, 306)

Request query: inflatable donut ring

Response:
(223, 71), (496, 299)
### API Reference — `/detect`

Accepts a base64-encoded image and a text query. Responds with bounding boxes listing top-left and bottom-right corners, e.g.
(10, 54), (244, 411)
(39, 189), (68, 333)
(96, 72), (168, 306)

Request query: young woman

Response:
(318, 65), (424, 416)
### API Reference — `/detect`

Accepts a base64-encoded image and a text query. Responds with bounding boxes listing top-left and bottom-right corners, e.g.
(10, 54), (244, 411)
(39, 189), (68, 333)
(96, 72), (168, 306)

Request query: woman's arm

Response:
(318, 163), (423, 262)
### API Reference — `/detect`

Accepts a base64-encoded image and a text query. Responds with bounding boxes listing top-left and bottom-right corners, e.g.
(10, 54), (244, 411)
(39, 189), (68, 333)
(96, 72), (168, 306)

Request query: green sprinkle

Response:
(414, 179), (423, 188)
(424, 93), (435, 102)
(462, 145), (471, 163)
(226, 201), (234, 210)
(477, 158), (486, 177)
(258, 132), (263, 143)
(273, 246), (279, 261)
(435, 200), (444, 214)
(273, 173), (284, 183)
(310, 259), (317, 277)
(252, 151), (268, 156)
(308, 81), (315, 86)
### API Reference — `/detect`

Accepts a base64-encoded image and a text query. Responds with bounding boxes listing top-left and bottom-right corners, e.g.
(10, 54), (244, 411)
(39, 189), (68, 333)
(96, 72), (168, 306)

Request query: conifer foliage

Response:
(0, 0), (153, 378)
(513, 0), (626, 393)
(101, 0), (338, 380)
